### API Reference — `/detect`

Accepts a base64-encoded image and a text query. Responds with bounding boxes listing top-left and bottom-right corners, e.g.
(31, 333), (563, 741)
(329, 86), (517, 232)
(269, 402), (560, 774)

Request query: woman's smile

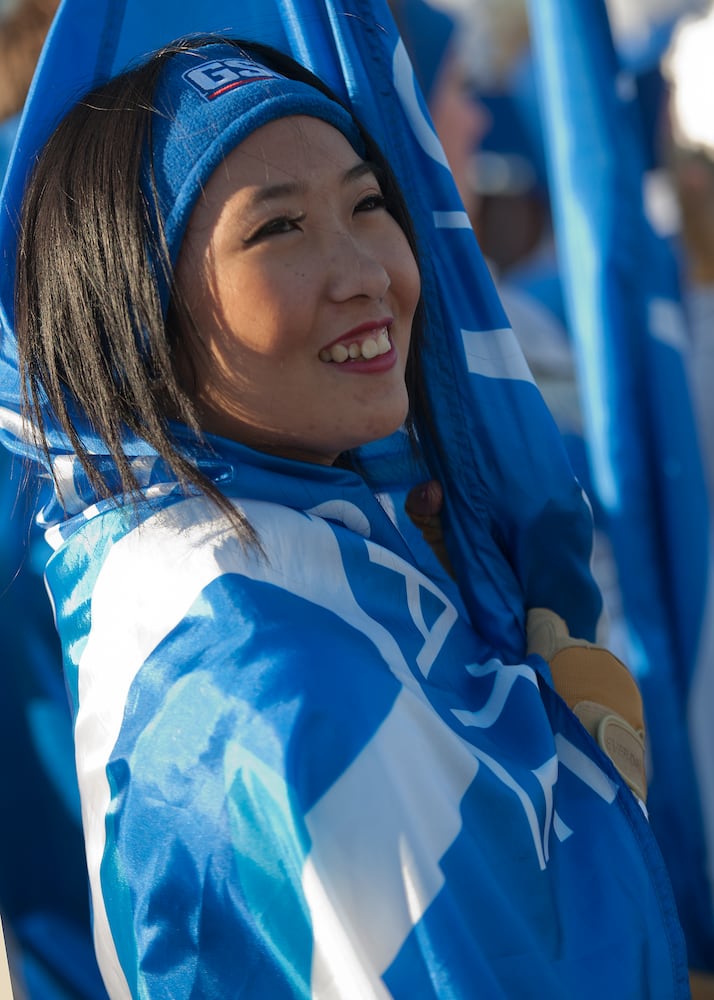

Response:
(318, 321), (394, 366)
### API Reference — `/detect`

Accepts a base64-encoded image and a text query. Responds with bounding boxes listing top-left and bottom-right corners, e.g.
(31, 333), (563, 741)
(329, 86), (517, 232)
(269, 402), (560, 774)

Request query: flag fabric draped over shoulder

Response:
(0, 0), (601, 651)
(0, 0), (694, 996)
(527, 0), (714, 967)
(42, 435), (689, 998)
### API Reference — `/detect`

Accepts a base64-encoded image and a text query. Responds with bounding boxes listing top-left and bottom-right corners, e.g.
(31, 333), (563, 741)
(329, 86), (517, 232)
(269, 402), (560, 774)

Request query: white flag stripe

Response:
(461, 328), (536, 383)
(305, 687), (479, 993)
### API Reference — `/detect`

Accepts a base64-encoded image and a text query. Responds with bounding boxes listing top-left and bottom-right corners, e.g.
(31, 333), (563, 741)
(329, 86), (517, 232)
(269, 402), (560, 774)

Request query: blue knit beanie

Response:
(148, 42), (366, 264)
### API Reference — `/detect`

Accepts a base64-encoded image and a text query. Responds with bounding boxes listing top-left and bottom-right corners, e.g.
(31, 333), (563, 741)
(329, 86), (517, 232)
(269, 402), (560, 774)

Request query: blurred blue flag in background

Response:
(527, 0), (714, 969)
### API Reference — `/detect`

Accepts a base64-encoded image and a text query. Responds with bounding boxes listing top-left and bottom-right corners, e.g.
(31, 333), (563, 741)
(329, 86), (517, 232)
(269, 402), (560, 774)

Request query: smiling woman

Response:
(174, 116), (420, 463)
(17, 37), (427, 540)
(9, 32), (688, 1000)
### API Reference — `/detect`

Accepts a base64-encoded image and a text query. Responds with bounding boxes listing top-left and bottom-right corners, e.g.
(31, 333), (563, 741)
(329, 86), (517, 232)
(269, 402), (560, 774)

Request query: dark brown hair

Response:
(15, 35), (427, 540)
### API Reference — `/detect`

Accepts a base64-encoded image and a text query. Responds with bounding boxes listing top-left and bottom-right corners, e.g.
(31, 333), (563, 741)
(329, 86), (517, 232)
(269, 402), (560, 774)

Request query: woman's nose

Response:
(325, 232), (391, 302)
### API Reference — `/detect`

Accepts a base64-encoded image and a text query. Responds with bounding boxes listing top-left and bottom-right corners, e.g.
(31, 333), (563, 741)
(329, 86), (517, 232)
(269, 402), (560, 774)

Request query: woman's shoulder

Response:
(45, 488), (372, 618)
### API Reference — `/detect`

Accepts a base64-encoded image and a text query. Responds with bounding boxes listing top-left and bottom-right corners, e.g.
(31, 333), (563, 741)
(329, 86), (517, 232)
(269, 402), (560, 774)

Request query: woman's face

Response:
(174, 115), (421, 465)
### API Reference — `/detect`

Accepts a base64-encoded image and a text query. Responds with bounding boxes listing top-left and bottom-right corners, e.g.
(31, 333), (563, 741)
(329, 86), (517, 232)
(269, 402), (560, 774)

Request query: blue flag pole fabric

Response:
(0, 0), (693, 995)
(527, 0), (714, 968)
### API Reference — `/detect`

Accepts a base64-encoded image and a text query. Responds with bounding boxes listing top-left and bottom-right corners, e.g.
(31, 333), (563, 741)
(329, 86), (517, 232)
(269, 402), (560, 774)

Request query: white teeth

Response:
(320, 328), (392, 363)
(331, 343), (350, 363)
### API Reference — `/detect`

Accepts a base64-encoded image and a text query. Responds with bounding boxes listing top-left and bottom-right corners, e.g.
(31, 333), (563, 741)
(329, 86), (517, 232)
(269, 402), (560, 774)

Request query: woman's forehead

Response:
(201, 115), (368, 199)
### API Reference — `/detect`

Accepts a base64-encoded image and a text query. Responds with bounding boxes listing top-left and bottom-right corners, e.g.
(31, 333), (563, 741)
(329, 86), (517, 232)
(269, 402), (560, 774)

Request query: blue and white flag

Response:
(45, 433), (686, 998)
(0, 0), (601, 652)
(0, 0), (692, 995)
(527, 0), (714, 968)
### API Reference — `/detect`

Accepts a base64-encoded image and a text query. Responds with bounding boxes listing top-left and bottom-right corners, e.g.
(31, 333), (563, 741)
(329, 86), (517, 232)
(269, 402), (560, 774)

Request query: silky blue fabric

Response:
(527, 0), (714, 968)
(46, 435), (688, 998)
(0, 0), (691, 995)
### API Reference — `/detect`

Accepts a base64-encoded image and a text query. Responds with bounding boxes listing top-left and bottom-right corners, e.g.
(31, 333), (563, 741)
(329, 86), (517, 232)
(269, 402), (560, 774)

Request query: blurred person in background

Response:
(0, 1), (107, 997)
(0, 0), (58, 168)
(0, 0), (57, 117)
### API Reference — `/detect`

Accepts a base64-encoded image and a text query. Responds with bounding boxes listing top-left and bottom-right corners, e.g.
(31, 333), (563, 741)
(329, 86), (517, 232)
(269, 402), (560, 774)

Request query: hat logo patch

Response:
(183, 57), (283, 102)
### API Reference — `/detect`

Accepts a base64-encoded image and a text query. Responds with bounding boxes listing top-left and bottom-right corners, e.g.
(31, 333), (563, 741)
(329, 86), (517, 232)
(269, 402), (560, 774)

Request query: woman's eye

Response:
(355, 193), (387, 214)
(244, 215), (303, 244)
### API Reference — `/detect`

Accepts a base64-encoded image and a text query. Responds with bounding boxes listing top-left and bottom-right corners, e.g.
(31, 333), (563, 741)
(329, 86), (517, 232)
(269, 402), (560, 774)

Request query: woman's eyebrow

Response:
(344, 160), (382, 185)
(244, 181), (303, 205)
(244, 160), (382, 206)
